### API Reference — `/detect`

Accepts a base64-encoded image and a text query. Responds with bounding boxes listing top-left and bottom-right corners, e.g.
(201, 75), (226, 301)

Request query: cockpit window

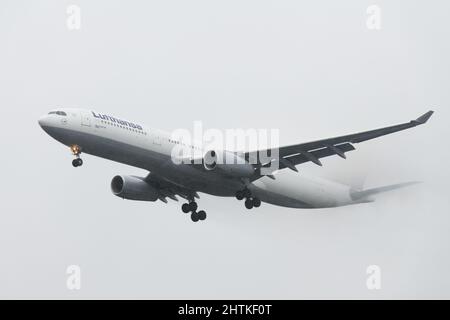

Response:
(48, 111), (67, 116)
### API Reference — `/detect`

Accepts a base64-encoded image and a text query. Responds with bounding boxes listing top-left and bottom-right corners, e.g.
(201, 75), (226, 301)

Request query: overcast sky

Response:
(0, 0), (449, 299)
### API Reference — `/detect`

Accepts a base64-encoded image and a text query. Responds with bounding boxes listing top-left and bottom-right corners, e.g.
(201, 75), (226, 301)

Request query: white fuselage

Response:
(38, 108), (356, 209)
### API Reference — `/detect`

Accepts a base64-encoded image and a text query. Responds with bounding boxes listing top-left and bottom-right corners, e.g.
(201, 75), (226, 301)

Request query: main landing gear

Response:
(181, 200), (206, 222)
(70, 145), (83, 167)
(235, 188), (261, 210)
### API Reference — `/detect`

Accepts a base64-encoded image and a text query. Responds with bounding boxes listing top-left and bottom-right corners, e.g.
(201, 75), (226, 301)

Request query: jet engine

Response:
(111, 175), (159, 201)
(203, 150), (255, 177)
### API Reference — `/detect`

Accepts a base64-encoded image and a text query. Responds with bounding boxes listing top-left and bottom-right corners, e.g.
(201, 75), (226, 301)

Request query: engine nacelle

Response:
(203, 150), (254, 177)
(111, 175), (159, 201)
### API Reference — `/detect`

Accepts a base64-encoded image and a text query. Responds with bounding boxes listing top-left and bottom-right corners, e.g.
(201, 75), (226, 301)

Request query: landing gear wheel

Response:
(189, 201), (198, 212)
(235, 190), (244, 201)
(253, 198), (261, 208)
(72, 158), (83, 167)
(198, 210), (207, 221)
(191, 212), (200, 222)
(182, 203), (190, 213)
(245, 198), (254, 209)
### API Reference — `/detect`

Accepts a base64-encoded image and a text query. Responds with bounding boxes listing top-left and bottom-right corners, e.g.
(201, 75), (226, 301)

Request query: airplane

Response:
(38, 108), (433, 222)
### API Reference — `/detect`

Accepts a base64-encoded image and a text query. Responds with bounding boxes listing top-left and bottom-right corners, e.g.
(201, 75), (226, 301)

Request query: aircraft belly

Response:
(249, 172), (353, 209)
(155, 164), (242, 197)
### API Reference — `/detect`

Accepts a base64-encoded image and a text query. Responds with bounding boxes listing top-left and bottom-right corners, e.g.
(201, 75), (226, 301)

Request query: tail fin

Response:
(350, 181), (421, 201)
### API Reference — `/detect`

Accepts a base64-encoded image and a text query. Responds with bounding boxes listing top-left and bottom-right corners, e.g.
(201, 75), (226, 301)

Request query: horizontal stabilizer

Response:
(350, 181), (421, 201)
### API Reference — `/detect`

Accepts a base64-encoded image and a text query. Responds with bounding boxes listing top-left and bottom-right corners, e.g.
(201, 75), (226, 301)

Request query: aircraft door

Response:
(81, 111), (91, 127)
(152, 134), (162, 147)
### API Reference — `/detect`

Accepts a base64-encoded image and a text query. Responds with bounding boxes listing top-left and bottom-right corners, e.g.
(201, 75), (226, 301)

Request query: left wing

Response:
(145, 173), (199, 203)
(246, 110), (434, 176)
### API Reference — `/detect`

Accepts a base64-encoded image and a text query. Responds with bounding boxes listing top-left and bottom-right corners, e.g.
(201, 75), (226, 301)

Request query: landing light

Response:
(70, 145), (81, 155)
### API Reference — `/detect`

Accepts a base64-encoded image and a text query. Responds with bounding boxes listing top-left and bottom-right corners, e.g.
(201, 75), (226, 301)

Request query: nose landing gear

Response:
(236, 188), (261, 210)
(181, 200), (207, 222)
(70, 145), (83, 167)
(72, 158), (83, 167)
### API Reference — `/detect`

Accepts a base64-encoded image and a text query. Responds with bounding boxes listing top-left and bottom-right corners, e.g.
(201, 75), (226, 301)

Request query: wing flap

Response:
(259, 143), (355, 173)
(281, 143), (355, 169)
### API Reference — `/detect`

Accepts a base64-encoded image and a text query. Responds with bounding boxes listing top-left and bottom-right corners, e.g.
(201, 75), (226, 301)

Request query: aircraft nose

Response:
(38, 115), (50, 128)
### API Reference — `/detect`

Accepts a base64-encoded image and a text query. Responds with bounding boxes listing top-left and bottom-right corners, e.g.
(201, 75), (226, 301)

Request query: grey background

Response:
(0, 0), (449, 299)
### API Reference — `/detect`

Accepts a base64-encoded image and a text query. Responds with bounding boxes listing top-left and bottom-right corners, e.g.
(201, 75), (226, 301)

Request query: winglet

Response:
(413, 110), (434, 124)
